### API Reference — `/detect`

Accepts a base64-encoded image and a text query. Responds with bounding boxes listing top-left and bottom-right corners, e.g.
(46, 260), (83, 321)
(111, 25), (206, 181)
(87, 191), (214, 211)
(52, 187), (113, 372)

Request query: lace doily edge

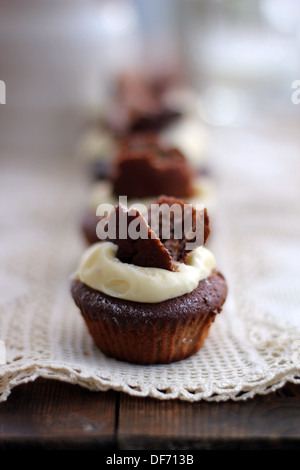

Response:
(1, 362), (300, 403)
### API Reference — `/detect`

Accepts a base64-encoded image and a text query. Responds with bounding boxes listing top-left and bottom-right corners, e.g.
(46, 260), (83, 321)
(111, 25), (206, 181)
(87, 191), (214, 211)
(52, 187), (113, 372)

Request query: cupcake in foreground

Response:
(71, 196), (227, 364)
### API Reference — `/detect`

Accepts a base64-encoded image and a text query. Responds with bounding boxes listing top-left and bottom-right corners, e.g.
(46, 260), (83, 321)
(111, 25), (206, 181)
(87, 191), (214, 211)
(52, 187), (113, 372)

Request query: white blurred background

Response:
(0, 0), (299, 159)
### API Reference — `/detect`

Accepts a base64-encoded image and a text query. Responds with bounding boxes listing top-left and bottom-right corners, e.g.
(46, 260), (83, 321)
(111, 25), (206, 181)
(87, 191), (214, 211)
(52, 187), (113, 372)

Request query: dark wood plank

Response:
(117, 383), (300, 450)
(0, 378), (117, 450)
(1, 378), (300, 450)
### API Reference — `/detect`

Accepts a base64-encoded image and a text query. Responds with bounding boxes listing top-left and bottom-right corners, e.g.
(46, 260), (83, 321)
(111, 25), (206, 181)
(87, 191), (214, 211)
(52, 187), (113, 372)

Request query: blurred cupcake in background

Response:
(81, 132), (214, 246)
(77, 68), (209, 181)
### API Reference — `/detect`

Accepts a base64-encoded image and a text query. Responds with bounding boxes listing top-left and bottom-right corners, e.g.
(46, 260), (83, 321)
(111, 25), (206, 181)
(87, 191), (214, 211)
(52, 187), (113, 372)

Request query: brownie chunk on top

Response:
(111, 135), (195, 199)
(98, 196), (210, 271)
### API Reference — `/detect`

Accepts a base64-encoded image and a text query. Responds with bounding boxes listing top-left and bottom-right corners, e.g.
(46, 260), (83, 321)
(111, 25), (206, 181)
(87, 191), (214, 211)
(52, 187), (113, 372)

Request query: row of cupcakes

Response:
(71, 70), (227, 365)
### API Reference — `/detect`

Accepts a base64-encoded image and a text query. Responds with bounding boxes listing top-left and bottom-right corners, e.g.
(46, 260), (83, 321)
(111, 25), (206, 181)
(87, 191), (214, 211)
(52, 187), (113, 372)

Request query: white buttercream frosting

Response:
(73, 241), (215, 303)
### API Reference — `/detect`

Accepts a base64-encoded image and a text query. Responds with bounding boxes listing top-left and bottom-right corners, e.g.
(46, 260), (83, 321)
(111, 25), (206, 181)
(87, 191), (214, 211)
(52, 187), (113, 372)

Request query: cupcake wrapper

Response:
(71, 273), (227, 365)
(79, 304), (218, 364)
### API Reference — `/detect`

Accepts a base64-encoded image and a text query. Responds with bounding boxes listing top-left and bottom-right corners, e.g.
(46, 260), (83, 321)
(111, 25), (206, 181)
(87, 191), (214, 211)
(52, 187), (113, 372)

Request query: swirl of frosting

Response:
(73, 241), (215, 303)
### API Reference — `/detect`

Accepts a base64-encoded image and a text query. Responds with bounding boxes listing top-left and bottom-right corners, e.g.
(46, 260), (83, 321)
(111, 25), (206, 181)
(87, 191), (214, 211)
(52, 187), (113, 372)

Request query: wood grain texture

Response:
(117, 383), (300, 450)
(1, 379), (300, 450)
(0, 378), (117, 450)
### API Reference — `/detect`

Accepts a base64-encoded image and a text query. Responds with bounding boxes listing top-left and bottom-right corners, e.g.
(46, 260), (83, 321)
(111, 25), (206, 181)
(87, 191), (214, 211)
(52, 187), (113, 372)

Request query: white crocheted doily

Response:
(0, 119), (300, 402)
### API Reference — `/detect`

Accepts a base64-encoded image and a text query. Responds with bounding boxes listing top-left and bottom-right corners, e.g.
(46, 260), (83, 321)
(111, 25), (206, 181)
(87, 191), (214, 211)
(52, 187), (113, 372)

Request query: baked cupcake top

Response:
(74, 196), (216, 303)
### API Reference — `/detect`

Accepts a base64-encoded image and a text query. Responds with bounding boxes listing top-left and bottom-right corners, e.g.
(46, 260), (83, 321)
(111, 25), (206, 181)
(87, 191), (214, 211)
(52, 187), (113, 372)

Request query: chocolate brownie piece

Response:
(111, 136), (195, 199)
(148, 196), (210, 262)
(97, 197), (210, 270)
(98, 204), (175, 271)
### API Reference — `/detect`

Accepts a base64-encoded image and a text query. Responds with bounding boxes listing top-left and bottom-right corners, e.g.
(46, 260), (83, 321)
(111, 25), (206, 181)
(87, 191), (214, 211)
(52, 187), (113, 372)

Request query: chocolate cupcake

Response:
(104, 71), (182, 137)
(78, 69), (209, 182)
(81, 133), (213, 245)
(71, 197), (227, 364)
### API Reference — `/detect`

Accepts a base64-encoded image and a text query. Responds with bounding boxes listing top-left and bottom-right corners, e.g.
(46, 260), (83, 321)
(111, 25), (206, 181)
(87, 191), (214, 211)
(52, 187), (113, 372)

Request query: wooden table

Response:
(0, 378), (300, 451)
